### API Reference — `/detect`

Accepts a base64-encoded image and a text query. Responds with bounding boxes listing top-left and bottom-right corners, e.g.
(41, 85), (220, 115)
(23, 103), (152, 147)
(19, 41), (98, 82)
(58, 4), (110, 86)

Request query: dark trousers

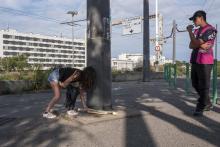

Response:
(191, 64), (213, 110)
(65, 85), (80, 110)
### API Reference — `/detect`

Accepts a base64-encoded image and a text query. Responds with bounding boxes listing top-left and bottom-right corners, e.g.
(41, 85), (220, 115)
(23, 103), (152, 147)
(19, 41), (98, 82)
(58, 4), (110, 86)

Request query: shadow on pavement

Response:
(114, 81), (220, 147)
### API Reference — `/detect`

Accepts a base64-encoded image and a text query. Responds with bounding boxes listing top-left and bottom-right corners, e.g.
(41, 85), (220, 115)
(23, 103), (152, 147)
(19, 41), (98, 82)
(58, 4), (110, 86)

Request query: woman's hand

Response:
(79, 88), (88, 110)
(59, 70), (80, 88)
(59, 82), (66, 88)
(71, 70), (80, 81)
(82, 106), (88, 112)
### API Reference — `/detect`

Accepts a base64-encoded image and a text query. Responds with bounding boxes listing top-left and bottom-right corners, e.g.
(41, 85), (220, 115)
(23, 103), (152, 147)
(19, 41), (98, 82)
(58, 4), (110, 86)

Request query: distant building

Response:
(164, 59), (173, 64)
(0, 29), (86, 69)
(111, 58), (134, 71)
(118, 53), (143, 63)
(118, 53), (143, 69)
(112, 53), (172, 71)
(150, 55), (172, 65)
(112, 53), (143, 71)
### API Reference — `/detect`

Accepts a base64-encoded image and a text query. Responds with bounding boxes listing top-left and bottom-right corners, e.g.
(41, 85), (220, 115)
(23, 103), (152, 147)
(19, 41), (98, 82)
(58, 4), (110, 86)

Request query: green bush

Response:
(0, 59), (53, 91)
(0, 72), (21, 80)
(0, 55), (30, 71)
(32, 65), (52, 90)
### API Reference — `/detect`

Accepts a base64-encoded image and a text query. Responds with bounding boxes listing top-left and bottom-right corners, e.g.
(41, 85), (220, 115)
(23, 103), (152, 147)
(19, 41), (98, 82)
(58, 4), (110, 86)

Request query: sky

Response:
(0, 0), (219, 61)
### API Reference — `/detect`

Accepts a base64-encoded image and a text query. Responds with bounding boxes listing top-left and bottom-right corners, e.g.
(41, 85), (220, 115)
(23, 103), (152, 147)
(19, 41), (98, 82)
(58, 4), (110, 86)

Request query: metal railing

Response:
(164, 61), (218, 104)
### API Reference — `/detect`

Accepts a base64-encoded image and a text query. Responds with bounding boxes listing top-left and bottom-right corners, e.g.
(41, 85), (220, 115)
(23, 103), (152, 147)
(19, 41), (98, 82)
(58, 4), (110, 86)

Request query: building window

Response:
(33, 38), (39, 41)
(3, 35), (12, 39)
(3, 40), (9, 44)
(3, 52), (18, 56)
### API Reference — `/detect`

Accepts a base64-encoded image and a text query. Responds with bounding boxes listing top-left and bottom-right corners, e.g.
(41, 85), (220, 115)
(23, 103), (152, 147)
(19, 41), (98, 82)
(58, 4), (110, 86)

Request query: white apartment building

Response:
(118, 53), (143, 67)
(150, 55), (172, 65)
(111, 58), (134, 71)
(112, 53), (143, 71)
(0, 29), (86, 69)
(112, 53), (173, 71)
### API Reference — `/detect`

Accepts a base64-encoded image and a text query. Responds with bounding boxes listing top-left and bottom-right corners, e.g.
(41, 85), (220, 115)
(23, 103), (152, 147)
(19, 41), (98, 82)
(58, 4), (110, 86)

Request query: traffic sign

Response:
(155, 46), (160, 51)
(122, 17), (142, 35)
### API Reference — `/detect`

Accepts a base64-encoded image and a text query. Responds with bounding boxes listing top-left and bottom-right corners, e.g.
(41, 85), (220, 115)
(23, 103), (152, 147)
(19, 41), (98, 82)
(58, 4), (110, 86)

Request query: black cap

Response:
(189, 10), (206, 21)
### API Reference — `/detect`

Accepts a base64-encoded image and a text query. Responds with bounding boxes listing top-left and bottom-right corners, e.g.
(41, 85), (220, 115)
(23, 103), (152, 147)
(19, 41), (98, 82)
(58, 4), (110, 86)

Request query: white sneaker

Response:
(67, 110), (78, 116)
(43, 112), (57, 119)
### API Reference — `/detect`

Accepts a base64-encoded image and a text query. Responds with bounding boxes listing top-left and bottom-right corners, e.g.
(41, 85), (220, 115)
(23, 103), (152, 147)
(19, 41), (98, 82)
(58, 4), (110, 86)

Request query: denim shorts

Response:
(48, 69), (59, 83)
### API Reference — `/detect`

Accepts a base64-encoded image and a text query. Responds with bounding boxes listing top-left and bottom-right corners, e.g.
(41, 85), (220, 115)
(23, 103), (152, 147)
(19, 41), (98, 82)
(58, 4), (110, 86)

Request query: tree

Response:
(15, 55), (30, 71)
(0, 55), (30, 71)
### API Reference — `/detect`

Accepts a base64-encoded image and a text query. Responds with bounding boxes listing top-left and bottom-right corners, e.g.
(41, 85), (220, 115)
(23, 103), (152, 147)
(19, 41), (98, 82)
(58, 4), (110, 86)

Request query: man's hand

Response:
(187, 25), (194, 32)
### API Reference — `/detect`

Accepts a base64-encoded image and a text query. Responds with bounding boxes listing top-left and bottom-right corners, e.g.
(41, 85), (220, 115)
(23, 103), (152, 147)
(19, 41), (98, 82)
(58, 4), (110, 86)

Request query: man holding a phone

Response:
(187, 10), (217, 116)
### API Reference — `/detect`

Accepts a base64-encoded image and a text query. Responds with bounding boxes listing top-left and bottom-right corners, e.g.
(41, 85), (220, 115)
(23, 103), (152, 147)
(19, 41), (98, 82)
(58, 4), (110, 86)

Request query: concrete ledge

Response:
(0, 72), (164, 95)
(112, 72), (163, 82)
(0, 80), (34, 95)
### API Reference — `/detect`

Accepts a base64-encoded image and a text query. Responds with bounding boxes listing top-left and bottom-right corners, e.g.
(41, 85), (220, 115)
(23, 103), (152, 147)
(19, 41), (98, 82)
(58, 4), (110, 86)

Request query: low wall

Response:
(0, 80), (34, 95)
(112, 72), (163, 82)
(0, 72), (164, 95)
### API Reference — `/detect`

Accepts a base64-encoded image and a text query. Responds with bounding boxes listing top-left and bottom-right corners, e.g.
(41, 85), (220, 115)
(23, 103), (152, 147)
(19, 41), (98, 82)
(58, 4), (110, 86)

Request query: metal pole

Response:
(143, 0), (150, 82)
(155, 0), (159, 72)
(173, 20), (176, 64)
(158, 14), (163, 61)
(173, 63), (177, 88)
(163, 64), (166, 80)
(87, 0), (112, 110)
(212, 24), (218, 104)
(166, 64), (168, 81)
(168, 64), (172, 87)
(215, 24), (218, 59)
(155, 0), (158, 41)
(72, 15), (75, 68)
(85, 28), (88, 67)
(63, 11), (78, 68)
(172, 20), (177, 88)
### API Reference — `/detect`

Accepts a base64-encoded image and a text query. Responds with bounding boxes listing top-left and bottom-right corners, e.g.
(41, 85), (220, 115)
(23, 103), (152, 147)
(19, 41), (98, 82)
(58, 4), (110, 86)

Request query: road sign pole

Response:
(171, 20), (177, 88)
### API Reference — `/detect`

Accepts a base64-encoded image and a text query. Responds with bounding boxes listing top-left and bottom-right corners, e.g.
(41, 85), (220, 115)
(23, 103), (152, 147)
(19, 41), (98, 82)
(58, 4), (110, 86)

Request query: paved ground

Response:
(0, 79), (220, 147)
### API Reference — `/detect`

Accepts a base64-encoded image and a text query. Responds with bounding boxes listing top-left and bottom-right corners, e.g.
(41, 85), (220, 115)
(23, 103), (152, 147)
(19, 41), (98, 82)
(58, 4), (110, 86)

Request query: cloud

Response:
(0, 0), (32, 9)
(0, 0), (219, 60)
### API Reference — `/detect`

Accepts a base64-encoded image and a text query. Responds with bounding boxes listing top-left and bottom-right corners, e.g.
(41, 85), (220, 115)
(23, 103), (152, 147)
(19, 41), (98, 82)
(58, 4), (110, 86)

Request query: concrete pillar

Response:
(86, 0), (112, 110)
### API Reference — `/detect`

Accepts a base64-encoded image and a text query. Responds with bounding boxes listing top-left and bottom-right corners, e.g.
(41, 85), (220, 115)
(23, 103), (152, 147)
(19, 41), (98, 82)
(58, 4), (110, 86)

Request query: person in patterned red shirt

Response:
(187, 10), (217, 116)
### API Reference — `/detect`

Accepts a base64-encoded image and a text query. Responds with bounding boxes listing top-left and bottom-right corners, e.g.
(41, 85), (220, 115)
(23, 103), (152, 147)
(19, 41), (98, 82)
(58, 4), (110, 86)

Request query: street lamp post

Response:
(67, 11), (78, 68)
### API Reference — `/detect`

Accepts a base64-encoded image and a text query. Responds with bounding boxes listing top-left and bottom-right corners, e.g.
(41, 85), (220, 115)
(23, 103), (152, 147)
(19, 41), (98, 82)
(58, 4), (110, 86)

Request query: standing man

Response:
(187, 10), (217, 116)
